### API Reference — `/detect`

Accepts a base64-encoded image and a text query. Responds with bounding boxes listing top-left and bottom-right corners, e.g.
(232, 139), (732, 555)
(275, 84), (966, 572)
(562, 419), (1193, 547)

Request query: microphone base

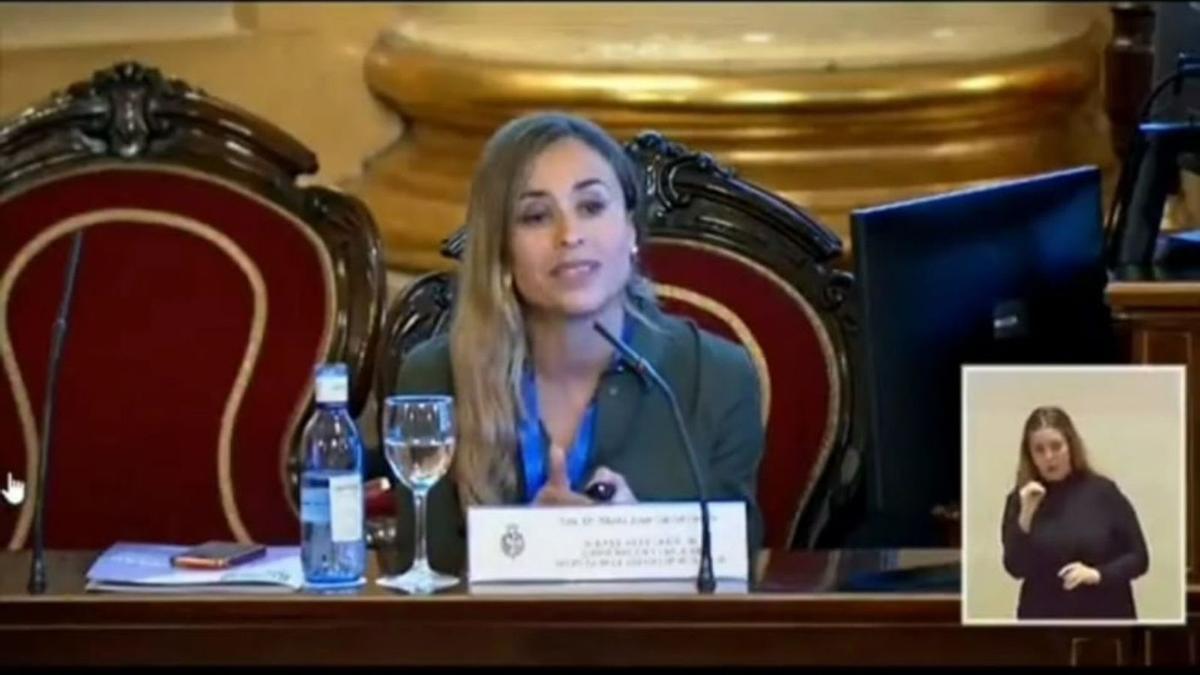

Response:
(28, 558), (46, 595)
(696, 555), (717, 594)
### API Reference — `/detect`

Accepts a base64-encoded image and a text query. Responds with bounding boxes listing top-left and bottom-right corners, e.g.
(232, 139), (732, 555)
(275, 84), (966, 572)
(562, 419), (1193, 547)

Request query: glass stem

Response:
(413, 490), (430, 574)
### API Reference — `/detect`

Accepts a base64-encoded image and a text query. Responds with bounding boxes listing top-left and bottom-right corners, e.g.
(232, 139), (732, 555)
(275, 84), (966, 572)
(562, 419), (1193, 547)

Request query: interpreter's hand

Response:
(585, 466), (638, 505)
(1058, 561), (1101, 590)
(1016, 480), (1046, 533)
(533, 444), (593, 507)
(1018, 480), (1047, 510)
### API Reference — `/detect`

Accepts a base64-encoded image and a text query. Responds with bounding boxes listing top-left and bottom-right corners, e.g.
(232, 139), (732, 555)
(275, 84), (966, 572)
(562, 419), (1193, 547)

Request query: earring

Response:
(631, 243), (640, 256)
(501, 271), (513, 292)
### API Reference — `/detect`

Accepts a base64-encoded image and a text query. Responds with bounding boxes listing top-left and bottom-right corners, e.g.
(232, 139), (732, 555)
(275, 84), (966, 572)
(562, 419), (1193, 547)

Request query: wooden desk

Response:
(1, 550), (1195, 666)
(1107, 279), (1200, 585)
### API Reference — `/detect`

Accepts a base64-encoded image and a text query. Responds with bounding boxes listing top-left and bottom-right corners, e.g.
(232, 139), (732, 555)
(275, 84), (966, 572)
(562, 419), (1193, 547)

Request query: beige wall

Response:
(962, 367), (1186, 624)
(0, 2), (401, 187)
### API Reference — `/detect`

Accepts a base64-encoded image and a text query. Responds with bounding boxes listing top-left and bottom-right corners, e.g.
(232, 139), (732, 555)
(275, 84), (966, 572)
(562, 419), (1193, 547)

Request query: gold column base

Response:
(353, 3), (1116, 273)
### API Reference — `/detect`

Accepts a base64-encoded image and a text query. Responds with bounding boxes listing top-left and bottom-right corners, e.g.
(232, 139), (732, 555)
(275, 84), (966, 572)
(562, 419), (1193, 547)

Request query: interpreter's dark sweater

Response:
(1001, 471), (1149, 620)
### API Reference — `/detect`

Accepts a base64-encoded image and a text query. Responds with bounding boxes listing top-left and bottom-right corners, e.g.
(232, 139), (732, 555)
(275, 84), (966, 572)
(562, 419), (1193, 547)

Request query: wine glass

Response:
(377, 394), (459, 594)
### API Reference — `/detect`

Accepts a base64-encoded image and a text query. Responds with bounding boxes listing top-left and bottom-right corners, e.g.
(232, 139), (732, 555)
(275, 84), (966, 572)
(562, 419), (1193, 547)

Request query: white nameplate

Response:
(467, 501), (749, 584)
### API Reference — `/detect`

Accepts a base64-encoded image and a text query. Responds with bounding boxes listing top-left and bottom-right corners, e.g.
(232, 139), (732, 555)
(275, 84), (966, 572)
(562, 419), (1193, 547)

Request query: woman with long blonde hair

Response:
(1001, 405), (1148, 620)
(388, 113), (765, 576)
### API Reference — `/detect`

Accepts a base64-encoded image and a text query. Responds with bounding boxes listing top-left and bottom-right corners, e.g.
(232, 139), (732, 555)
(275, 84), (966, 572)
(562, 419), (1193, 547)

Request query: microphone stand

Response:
(593, 321), (716, 594)
(29, 229), (86, 594)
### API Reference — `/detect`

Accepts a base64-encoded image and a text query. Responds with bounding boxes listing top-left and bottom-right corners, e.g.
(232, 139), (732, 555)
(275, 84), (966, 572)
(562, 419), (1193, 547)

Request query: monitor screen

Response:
(848, 166), (1117, 546)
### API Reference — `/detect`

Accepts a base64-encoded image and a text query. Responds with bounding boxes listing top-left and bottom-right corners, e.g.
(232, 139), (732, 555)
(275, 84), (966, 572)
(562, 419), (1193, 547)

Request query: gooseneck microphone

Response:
(592, 321), (716, 594)
(28, 230), (86, 595)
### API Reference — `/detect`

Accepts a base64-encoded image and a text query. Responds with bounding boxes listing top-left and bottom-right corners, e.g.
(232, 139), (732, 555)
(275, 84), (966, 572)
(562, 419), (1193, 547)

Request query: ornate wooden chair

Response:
(373, 132), (868, 549)
(0, 62), (385, 549)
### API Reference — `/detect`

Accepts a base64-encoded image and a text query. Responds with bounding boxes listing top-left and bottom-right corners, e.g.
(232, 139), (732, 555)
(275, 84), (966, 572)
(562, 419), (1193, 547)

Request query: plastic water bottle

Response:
(299, 363), (366, 587)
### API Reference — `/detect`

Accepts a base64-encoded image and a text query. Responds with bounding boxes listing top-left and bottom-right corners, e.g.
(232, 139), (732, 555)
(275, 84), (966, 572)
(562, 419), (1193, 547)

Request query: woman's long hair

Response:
(1015, 405), (1096, 488)
(449, 112), (656, 507)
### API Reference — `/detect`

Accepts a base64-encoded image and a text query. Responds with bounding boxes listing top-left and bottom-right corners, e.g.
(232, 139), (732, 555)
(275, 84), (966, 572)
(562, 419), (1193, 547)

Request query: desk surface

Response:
(1, 548), (960, 616)
(1, 549), (1193, 666)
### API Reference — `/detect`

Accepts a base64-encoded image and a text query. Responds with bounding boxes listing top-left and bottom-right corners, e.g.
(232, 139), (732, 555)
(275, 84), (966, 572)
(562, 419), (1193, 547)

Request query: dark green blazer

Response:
(382, 304), (766, 575)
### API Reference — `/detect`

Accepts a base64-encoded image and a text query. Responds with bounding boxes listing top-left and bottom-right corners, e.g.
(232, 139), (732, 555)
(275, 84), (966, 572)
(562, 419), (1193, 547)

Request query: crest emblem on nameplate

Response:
(500, 524), (525, 559)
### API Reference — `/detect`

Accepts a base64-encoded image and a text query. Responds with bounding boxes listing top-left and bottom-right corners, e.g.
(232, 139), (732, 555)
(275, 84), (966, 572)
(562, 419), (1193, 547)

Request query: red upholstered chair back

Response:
(627, 135), (867, 548)
(378, 133), (867, 549)
(0, 63), (384, 549)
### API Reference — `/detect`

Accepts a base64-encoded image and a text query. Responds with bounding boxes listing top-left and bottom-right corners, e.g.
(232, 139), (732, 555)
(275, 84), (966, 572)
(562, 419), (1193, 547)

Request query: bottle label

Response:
(300, 485), (330, 524)
(328, 473), (363, 543)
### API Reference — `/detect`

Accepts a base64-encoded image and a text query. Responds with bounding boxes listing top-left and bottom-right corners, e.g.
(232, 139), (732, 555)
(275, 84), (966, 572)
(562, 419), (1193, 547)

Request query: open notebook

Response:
(86, 542), (304, 594)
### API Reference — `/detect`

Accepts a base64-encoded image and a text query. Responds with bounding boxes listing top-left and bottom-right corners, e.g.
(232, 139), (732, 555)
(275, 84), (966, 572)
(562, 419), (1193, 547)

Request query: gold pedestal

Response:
(352, 2), (1115, 272)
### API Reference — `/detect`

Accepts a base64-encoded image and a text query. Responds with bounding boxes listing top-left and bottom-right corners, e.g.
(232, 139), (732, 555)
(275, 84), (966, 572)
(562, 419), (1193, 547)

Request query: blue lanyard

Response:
(517, 317), (631, 503)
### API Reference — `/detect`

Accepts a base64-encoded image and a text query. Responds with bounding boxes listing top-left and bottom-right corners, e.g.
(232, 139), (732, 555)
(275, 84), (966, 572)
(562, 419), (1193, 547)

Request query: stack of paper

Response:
(85, 542), (304, 594)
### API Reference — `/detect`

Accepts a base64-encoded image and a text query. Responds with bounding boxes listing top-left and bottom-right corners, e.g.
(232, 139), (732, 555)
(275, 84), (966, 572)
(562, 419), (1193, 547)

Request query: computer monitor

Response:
(848, 166), (1117, 547)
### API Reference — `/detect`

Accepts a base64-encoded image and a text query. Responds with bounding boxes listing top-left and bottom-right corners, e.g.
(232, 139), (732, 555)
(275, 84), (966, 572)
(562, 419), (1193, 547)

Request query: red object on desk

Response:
(170, 541), (268, 569)
(365, 478), (395, 519)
